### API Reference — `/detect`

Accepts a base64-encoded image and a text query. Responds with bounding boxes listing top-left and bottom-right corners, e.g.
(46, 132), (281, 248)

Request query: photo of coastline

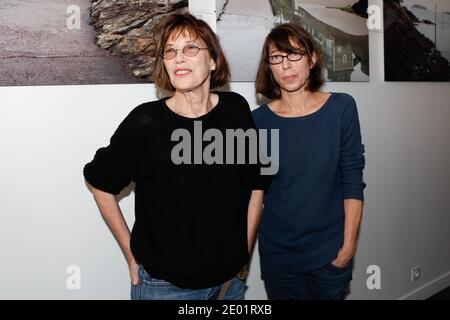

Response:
(0, 0), (188, 87)
(217, 0), (370, 82)
(384, 0), (450, 81)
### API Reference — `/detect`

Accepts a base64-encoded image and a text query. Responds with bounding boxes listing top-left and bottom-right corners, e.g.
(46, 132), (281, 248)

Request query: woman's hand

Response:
(331, 246), (355, 268)
(129, 259), (140, 285)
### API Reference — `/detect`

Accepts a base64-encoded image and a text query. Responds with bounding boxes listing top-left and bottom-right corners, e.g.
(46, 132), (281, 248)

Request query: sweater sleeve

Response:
(83, 108), (140, 195)
(237, 94), (274, 191)
(340, 96), (366, 201)
(250, 125), (275, 191)
(251, 122), (275, 191)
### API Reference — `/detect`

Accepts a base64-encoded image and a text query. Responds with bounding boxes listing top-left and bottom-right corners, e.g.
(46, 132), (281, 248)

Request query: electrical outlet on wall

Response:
(411, 265), (421, 282)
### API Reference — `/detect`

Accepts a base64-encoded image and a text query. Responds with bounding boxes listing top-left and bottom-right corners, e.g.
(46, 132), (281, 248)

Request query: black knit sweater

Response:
(83, 91), (269, 288)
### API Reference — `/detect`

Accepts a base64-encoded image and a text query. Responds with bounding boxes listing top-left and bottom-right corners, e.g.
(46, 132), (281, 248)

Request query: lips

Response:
(174, 68), (192, 76)
(282, 74), (297, 80)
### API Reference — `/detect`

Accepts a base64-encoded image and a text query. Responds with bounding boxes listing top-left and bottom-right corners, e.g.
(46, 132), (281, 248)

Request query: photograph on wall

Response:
(384, 0), (450, 81)
(217, 0), (370, 82)
(0, 0), (188, 87)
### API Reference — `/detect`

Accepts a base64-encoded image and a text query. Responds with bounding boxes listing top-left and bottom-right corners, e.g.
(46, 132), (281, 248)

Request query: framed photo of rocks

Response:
(384, 0), (450, 81)
(216, 0), (370, 82)
(0, 0), (189, 87)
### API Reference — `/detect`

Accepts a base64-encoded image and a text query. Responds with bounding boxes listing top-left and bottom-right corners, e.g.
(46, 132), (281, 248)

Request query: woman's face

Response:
(163, 31), (216, 92)
(268, 39), (317, 94)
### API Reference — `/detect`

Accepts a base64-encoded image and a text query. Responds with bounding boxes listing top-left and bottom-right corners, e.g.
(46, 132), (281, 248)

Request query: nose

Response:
(281, 57), (290, 69)
(174, 49), (185, 63)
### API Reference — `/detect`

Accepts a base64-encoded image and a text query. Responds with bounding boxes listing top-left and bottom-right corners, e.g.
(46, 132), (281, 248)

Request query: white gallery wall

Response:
(0, 0), (449, 299)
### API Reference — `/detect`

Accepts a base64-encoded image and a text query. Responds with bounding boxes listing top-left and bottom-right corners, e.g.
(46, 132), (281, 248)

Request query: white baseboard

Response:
(399, 271), (450, 300)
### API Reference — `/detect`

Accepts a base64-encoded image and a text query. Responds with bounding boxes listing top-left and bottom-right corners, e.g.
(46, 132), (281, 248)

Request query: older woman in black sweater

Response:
(83, 13), (268, 300)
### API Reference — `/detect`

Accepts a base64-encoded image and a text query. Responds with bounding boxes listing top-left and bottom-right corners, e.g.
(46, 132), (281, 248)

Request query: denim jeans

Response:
(263, 260), (353, 300)
(131, 264), (246, 300)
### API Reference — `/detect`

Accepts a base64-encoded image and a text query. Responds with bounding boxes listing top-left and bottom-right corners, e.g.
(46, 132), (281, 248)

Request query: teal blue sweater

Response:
(252, 92), (366, 273)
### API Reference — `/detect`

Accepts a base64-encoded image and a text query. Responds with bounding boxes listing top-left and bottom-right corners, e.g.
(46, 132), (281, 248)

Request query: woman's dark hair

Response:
(255, 23), (324, 99)
(154, 13), (230, 91)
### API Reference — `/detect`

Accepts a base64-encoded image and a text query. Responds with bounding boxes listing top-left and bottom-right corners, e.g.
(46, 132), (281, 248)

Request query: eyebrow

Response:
(269, 47), (304, 55)
(165, 40), (196, 47)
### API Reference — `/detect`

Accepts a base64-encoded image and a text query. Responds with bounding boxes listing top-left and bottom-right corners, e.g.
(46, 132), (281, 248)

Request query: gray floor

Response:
(428, 286), (450, 300)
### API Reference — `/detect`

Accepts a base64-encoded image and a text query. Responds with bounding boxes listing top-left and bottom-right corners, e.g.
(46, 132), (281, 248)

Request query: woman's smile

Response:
(174, 68), (192, 77)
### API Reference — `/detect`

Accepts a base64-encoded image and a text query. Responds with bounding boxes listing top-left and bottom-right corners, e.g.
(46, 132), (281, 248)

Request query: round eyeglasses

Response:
(267, 52), (305, 65)
(161, 44), (209, 60)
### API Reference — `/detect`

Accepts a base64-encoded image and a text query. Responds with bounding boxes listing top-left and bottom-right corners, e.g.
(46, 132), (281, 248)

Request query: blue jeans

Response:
(263, 260), (353, 300)
(131, 264), (246, 300)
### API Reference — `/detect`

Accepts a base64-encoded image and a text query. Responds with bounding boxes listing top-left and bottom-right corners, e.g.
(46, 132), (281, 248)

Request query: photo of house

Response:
(217, 0), (369, 82)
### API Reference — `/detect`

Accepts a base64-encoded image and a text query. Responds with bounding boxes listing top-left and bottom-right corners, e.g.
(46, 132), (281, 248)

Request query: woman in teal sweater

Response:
(252, 23), (366, 300)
